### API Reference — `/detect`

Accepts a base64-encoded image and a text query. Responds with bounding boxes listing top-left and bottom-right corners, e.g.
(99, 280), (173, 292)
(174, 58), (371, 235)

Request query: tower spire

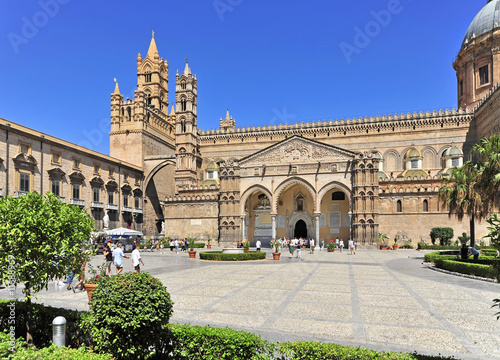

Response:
(113, 78), (120, 94)
(146, 30), (159, 59)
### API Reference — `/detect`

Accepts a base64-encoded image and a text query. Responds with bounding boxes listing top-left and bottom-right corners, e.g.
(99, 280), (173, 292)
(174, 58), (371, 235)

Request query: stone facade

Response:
(0, 120), (144, 232)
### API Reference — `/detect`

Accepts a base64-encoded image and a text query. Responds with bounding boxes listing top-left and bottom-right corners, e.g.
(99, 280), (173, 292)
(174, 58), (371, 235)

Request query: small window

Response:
(51, 180), (60, 196)
(73, 159), (81, 170)
(109, 169), (114, 178)
(72, 184), (80, 199)
(93, 187), (100, 202)
(451, 158), (459, 167)
(145, 73), (151, 83)
(19, 143), (30, 154)
(181, 82), (186, 89)
(459, 80), (463, 97)
(108, 191), (114, 204)
(93, 165), (100, 175)
(479, 65), (489, 85)
(332, 191), (345, 201)
(208, 172), (214, 179)
(411, 160), (418, 169)
(51, 152), (61, 165)
(123, 194), (129, 207)
(123, 173), (129, 183)
(134, 177), (141, 186)
(397, 200), (402, 213)
(134, 196), (140, 208)
(20, 173), (30, 192)
(423, 199), (429, 212)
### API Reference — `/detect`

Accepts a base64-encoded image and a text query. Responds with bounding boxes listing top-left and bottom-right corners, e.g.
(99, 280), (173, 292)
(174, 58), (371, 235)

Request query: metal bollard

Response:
(52, 316), (66, 347)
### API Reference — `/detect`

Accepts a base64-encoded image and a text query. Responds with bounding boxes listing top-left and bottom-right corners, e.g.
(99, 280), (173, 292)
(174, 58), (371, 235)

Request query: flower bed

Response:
(199, 251), (266, 261)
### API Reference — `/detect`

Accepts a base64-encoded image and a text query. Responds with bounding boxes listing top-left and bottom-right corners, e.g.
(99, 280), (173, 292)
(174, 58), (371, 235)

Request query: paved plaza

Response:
(2, 248), (499, 359)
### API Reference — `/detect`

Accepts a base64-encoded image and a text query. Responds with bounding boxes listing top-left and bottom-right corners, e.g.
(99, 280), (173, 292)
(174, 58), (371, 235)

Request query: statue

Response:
(103, 212), (110, 230)
(161, 221), (165, 235)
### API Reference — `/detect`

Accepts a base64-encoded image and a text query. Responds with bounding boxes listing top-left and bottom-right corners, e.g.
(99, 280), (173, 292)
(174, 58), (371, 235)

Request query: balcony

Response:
(57, 196), (66, 203)
(91, 201), (104, 209)
(70, 198), (85, 206)
(107, 203), (118, 211)
(133, 207), (143, 215)
(14, 190), (28, 198)
(122, 206), (132, 213)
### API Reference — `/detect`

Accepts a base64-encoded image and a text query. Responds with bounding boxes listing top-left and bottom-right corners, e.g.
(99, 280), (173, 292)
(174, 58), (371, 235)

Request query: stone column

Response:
(271, 215), (277, 240)
(241, 216), (246, 240)
(314, 214), (320, 242)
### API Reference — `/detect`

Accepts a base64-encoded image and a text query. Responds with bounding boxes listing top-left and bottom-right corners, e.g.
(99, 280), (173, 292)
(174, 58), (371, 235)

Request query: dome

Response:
(444, 145), (463, 157)
(206, 161), (219, 171)
(462, 0), (500, 49)
(404, 147), (421, 159)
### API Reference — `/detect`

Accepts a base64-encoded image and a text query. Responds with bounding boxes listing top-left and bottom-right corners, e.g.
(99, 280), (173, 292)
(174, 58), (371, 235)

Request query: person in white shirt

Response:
(349, 239), (355, 255)
(131, 244), (145, 273)
(256, 239), (262, 251)
(112, 242), (129, 274)
(309, 238), (315, 254)
(339, 239), (344, 253)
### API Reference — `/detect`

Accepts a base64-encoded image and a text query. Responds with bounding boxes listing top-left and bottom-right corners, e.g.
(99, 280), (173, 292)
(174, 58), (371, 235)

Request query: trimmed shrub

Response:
(430, 228), (454, 246)
(191, 242), (206, 248)
(85, 272), (174, 360)
(0, 331), (111, 360)
(0, 300), (87, 348)
(434, 259), (497, 279)
(199, 251), (266, 261)
(167, 323), (272, 359)
(424, 253), (456, 263)
(418, 243), (460, 250)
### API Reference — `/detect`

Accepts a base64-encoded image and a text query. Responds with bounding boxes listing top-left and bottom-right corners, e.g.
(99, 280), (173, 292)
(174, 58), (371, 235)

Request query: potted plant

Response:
(187, 237), (197, 258)
(392, 237), (399, 250)
(270, 239), (281, 260)
(378, 233), (389, 250)
(326, 241), (335, 252)
(207, 238), (212, 249)
(85, 262), (106, 301)
(243, 239), (250, 252)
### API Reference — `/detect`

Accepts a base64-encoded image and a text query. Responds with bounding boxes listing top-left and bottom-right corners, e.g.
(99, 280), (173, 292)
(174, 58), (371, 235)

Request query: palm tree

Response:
(438, 163), (485, 248)
(472, 134), (500, 212)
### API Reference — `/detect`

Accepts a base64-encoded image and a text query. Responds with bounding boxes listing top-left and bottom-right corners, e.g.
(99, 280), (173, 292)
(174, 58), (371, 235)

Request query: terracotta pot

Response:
(188, 250), (197, 258)
(392, 245), (399, 250)
(244, 248), (249, 252)
(380, 247), (388, 250)
(207, 244), (212, 249)
(272, 252), (281, 260)
(85, 283), (98, 302)
(327, 248), (335, 252)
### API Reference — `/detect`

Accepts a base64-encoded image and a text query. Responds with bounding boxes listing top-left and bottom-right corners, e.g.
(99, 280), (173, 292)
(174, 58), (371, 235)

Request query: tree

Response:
(472, 134), (500, 212)
(438, 163), (485, 248)
(0, 192), (94, 345)
(430, 227), (454, 246)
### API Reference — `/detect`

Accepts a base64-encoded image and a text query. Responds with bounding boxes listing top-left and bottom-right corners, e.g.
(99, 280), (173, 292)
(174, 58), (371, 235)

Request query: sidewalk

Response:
(1, 248), (499, 360)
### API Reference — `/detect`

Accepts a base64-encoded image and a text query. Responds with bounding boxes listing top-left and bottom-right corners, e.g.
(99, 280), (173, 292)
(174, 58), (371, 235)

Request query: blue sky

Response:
(0, 0), (485, 155)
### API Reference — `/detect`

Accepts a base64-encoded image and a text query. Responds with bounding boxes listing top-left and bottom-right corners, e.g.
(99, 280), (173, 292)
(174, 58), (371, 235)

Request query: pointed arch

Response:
(239, 185), (273, 215)
(273, 177), (316, 214)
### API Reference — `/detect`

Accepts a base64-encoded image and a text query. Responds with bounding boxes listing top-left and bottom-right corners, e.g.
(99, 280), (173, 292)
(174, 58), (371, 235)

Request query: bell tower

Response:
(174, 59), (201, 189)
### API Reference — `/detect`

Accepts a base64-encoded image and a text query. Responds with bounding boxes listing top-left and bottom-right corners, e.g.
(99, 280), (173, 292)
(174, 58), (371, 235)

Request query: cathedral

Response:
(108, 1), (500, 247)
(2, 1), (500, 248)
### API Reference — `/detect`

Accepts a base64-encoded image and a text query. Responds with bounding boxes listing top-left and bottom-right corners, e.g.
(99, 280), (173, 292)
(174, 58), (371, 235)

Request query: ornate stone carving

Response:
(240, 136), (354, 167)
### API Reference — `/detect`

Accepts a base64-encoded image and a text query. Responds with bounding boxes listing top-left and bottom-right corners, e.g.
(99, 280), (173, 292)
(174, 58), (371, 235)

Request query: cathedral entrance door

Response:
(294, 220), (307, 239)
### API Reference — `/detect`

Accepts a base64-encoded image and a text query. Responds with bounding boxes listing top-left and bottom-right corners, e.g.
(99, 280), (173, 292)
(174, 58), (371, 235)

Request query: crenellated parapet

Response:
(198, 108), (474, 143)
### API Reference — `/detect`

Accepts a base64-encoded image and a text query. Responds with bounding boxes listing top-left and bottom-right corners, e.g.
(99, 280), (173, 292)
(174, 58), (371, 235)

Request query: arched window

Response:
(397, 200), (402, 213)
(423, 199), (429, 212)
(127, 107), (131, 121)
(181, 98), (187, 111)
(147, 94), (152, 105)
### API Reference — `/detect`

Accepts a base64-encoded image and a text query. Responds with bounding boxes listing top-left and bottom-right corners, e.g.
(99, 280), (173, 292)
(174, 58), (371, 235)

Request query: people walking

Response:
(309, 238), (315, 254)
(289, 240), (295, 258)
(349, 239), (355, 255)
(131, 244), (145, 273)
(112, 242), (129, 274)
(339, 239), (344, 253)
(103, 243), (113, 276)
(256, 239), (261, 252)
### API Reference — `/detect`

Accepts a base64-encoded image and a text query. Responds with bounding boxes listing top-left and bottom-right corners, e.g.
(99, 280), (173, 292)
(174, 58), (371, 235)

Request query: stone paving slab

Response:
(1, 248), (499, 360)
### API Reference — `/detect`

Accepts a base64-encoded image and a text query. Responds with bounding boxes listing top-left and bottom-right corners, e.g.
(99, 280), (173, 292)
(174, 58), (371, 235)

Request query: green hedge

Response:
(0, 331), (111, 360)
(424, 253), (456, 263)
(0, 300), (87, 349)
(434, 259), (497, 279)
(167, 323), (272, 359)
(418, 244), (460, 250)
(191, 242), (206, 248)
(278, 341), (456, 360)
(199, 251), (266, 261)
